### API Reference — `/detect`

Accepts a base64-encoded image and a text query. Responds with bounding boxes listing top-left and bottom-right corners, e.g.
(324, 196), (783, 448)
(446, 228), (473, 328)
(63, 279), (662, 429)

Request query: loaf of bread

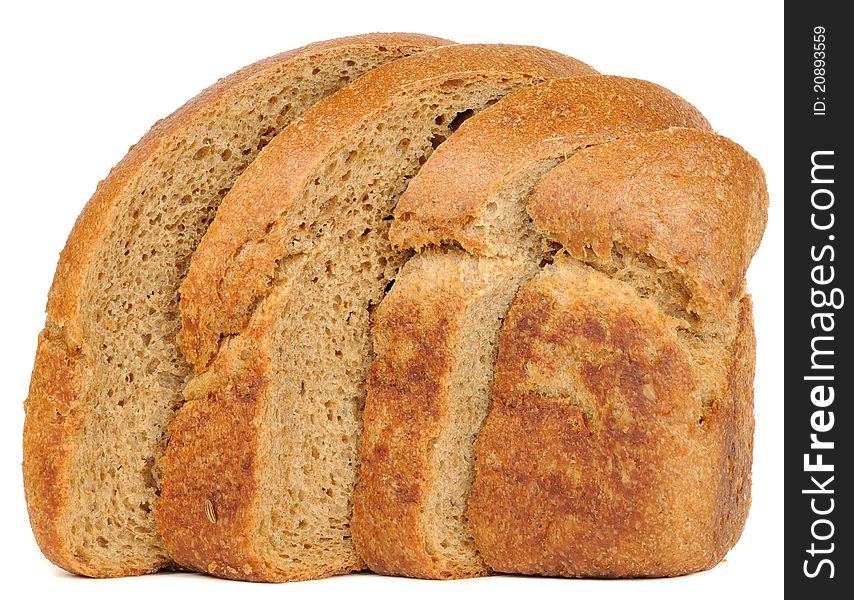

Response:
(22, 33), (450, 578)
(25, 34), (767, 583)
(353, 76), (717, 578)
(158, 44), (595, 582)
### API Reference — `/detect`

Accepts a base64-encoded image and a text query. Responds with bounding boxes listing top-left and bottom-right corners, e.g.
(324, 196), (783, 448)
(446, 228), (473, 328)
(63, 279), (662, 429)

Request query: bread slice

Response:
(159, 44), (595, 582)
(354, 77), (713, 578)
(22, 33), (450, 578)
(358, 250), (529, 579)
(468, 128), (767, 576)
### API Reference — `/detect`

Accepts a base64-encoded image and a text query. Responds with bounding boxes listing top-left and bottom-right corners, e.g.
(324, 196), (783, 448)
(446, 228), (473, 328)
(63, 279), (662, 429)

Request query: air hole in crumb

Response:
(449, 109), (475, 132)
(429, 134), (446, 149)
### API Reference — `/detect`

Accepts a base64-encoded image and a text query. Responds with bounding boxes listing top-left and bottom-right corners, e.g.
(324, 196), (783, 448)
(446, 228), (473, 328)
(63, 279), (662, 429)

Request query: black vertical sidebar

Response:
(784, 2), (850, 597)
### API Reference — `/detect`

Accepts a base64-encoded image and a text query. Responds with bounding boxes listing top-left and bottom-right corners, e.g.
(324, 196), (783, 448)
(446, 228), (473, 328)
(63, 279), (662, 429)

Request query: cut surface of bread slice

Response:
(22, 32), (450, 578)
(354, 77), (712, 578)
(468, 128), (767, 576)
(160, 44), (595, 582)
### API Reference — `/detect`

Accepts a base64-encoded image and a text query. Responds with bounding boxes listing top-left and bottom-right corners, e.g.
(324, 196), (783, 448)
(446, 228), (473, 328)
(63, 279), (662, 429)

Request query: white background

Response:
(0, 1), (783, 598)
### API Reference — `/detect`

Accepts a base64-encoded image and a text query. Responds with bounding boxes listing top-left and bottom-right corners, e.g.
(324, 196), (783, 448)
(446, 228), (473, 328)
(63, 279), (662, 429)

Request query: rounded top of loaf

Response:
(179, 43), (596, 371)
(529, 127), (768, 318)
(390, 75), (711, 253)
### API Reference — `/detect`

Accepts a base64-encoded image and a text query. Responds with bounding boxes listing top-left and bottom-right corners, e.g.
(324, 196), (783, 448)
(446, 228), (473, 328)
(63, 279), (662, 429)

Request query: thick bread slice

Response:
(161, 44), (596, 582)
(358, 250), (529, 578)
(468, 128), (767, 576)
(354, 77), (711, 578)
(22, 33), (449, 578)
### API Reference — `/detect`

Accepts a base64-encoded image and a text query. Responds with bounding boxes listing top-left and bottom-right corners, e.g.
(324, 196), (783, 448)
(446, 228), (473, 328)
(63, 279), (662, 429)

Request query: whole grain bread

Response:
(159, 43), (595, 583)
(22, 33), (450, 578)
(353, 77), (715, 578)
(468, 127), (766, 576)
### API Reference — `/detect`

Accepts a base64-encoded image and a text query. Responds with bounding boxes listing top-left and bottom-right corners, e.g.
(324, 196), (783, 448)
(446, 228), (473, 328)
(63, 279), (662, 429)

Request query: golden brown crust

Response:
(391, 76), (710, 252)
(178, 44), (596, 372)
(354, 263), (481, 579)
(157, 353), (271, 581)
(23, 33), (450, 577)
(467, 258), (730, 576)
(528, 128), (769, 318)
(22, 327), (84, 574)
(712, 295), (755, 556)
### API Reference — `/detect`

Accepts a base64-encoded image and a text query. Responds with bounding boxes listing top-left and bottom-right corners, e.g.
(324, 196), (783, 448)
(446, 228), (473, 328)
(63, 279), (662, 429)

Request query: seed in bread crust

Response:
(204, 498), (217, 524)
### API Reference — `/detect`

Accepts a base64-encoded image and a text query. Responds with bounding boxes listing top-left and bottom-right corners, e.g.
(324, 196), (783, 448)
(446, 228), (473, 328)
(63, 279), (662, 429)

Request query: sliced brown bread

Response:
(22, 33), (450, 578)
(160, 44), (596, 582)
(468, 128), (767, 576)
(353, 77), (713, 578)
